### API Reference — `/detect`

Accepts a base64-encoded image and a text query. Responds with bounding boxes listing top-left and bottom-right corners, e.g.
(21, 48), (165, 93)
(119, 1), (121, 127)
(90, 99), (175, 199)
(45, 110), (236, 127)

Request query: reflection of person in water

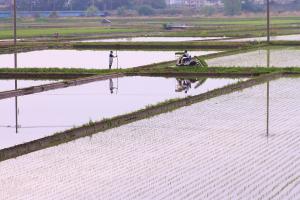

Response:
(109, 78), (118, 94)
(175, 78), (207, 94)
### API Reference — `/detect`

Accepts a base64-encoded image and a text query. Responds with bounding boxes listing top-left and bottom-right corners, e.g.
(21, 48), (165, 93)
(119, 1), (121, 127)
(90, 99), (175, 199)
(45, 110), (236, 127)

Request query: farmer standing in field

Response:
(109, 51), (117, 69)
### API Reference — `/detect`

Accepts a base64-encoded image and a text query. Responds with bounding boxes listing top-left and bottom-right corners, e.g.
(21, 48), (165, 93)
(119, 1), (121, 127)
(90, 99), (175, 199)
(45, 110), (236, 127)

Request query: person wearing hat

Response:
(181, 50), (190, 64)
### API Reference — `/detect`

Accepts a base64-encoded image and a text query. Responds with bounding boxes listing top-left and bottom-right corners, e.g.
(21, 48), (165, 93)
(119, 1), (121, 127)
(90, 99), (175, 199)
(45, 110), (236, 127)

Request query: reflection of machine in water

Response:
(175, 78), (207, 94)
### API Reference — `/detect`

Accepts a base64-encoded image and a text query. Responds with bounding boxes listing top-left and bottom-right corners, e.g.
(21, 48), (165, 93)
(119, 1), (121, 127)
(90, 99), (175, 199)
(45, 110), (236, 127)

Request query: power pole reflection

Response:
(15, 57), (18, 134)
(13, 0), (19, 133)
(266, 49), (270, 137)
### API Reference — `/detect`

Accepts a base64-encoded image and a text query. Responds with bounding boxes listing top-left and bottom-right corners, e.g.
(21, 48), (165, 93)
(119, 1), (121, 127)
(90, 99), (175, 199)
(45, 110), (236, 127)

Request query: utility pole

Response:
(12, 0), (17, 69)
(13, 0), (17, 50)
(267, 0), (270, 43)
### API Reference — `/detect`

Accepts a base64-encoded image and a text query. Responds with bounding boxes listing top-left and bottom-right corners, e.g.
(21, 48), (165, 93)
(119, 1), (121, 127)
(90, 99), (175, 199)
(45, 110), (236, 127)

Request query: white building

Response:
(250, 0), (295, 5)
(167, 0), (295, 7)
(167, 0), (184, 7)
(167, 0), (223, 8)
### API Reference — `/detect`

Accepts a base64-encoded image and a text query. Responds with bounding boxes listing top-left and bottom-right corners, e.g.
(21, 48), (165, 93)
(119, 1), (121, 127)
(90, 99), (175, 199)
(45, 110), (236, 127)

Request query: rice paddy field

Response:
(0, 77), (299, 199)
(0, 79), (55, 92)
(223, 34), (300, 42)
(1, 14), (300, 199)
(1, 16), (300, 40)
(0, 76), (241, 150)
(76, 36), (225, 43)
(0, 50), (218, 69)
(207, 47), (300, 68)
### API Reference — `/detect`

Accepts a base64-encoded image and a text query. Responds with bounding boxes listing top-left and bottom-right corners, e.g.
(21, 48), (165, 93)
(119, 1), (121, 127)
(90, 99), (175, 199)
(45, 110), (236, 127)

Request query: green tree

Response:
(86, 5), (99, 16)
(117, 6), (126, 16)
(241, 0), (263, 12)
(294, 0), (300, 9)
(201, 6), (216, 16)
(223, 0), (241, 16)
(138, 5), (155, 16)
(147, 0), (166, 9)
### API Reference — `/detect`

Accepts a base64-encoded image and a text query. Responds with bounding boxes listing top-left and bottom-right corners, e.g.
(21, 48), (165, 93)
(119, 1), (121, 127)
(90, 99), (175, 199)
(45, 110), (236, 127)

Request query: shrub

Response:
(86, 6), (99, 17)
(49, 11), (58, 18)
(137, 5), (155, 16)
(201, 6), (216, 16)
(117, 7), (126, 16)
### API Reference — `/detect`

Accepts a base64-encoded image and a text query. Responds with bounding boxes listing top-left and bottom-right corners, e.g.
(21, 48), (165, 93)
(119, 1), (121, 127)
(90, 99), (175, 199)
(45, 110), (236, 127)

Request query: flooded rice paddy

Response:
(0, 76), (241, 149)
(223, 34), (300, 42)
(0, 50), (218, 69)
(0, 79), (55, 92)
(77, 36), (224, 43)
(207, 48), (300, 67)
(0, 77), (299, 199)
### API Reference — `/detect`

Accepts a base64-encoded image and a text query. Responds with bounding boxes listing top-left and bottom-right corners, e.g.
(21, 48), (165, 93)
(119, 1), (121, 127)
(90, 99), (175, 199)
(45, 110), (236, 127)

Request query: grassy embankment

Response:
(71, 41), (259, 50)
(1, 66), (300, 78)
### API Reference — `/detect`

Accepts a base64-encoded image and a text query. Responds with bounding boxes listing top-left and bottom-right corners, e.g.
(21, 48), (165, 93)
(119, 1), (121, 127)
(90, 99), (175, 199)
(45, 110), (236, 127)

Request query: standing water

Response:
(0, 76), (243, 149)
(77, 37), (225, 43)
(207, 48), (300, 68)
(0, 50), (218, 69)
(222, 34), (300, 42)
(0, 80), (55, 93)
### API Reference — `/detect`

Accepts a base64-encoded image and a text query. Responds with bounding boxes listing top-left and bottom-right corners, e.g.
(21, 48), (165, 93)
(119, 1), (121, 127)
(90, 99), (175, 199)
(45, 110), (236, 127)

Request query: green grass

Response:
(72, 41), (257, 50)
(0, 67), (125, 74)
(193, 19), (300, 26)
(0, 27), (143, 39)
(2, 16), (300, 40)
(126, 66), (300, 75)
(2, 66), (300, 77)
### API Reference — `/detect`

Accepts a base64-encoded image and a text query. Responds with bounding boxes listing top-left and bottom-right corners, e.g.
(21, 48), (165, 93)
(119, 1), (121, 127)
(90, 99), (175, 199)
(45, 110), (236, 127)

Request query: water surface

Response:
(0, 76), (242, 149)
(78, 36), (224, 43)
(223, 34), (300, 42)
(0, 80), (55, 93)
(0, 50), (218, 69)
(1, 78), (299, 199)
(208, 49), (300, 67)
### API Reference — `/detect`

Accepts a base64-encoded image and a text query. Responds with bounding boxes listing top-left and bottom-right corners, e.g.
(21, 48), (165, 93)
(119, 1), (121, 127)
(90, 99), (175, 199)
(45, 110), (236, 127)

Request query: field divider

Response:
(0, 72), (96, 80)
(71, 41), (256, 50)
(0, 73), (124, 100)
(0, 72), (283, 162)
